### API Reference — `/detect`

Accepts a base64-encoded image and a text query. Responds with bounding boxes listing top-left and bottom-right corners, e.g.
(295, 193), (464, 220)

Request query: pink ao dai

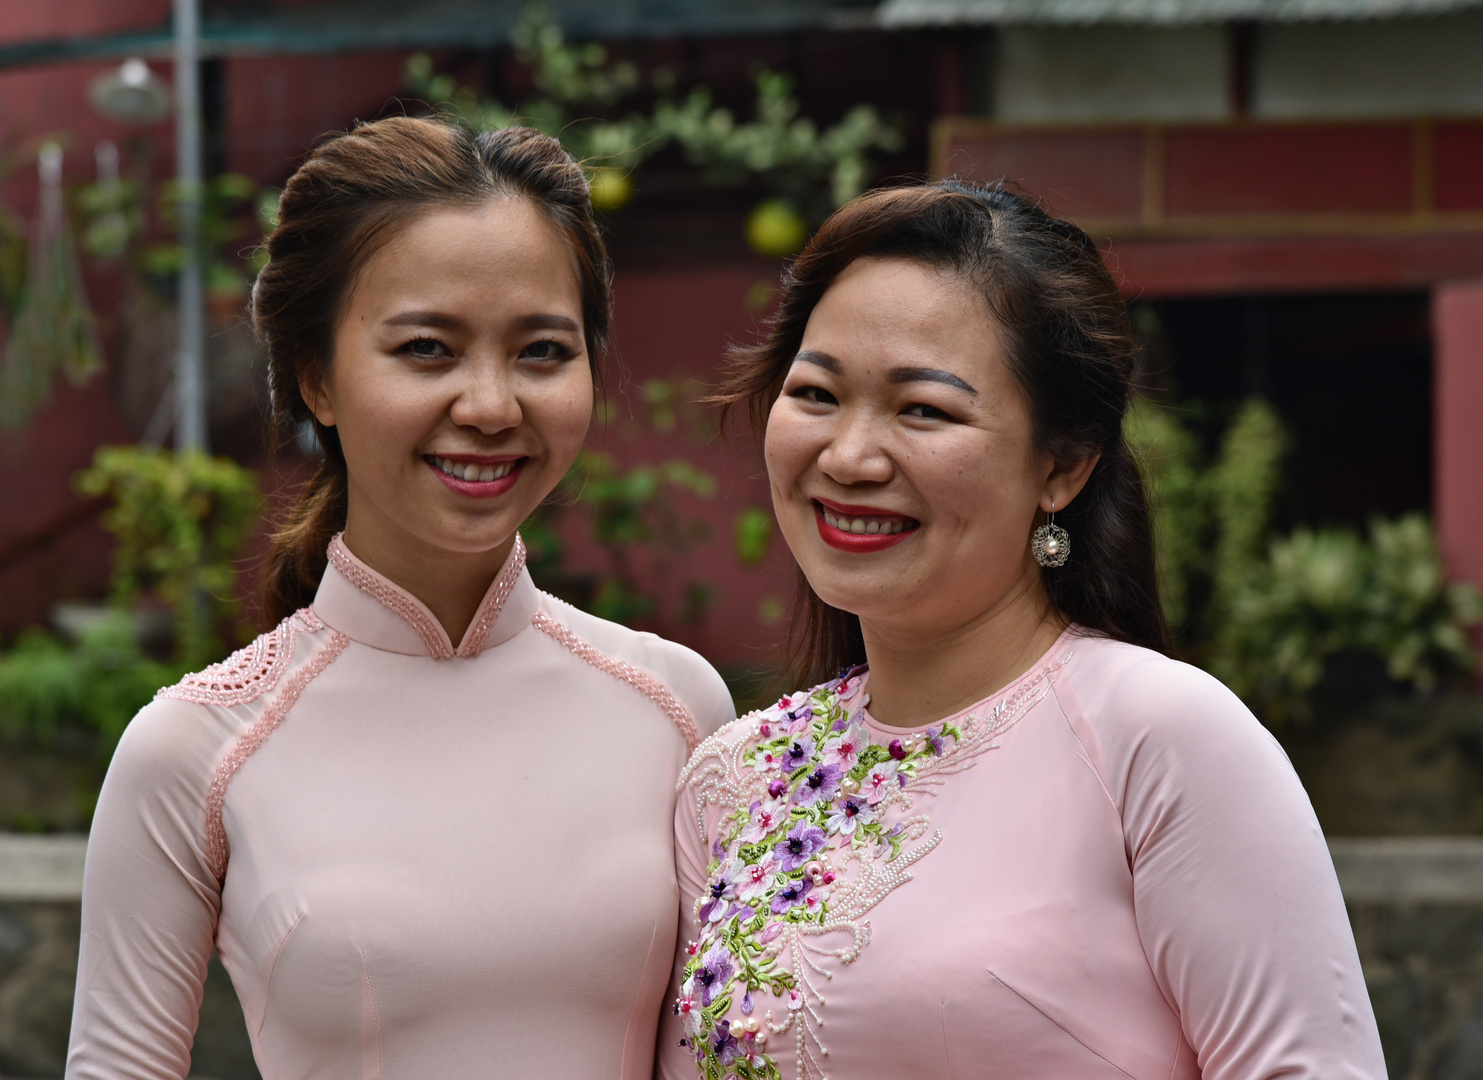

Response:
(657, 629), (1386, 1080)
(66, 535), (734, 1079)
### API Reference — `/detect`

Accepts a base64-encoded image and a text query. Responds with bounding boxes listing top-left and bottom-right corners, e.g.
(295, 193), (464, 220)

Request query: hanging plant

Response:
(0, 142), (103, 428)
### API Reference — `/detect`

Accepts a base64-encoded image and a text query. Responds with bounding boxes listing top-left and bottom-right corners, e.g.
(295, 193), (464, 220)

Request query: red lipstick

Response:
(813, 499), (918, 553)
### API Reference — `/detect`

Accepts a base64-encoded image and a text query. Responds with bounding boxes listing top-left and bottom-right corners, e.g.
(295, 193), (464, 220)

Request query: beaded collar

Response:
(313, 533), (534, 659)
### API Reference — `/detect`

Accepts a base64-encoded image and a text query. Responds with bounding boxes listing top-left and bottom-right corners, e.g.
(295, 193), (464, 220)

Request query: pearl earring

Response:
(1031, 502), (1070, 568)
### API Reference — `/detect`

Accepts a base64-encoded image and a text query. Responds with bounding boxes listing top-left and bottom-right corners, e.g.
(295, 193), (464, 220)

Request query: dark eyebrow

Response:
(513, 313), (581, 333)
(384, 311), (464, 330)
(794, 349), (841, 373)
(889, 367), (978, 395)
(381, 312), (581, 334)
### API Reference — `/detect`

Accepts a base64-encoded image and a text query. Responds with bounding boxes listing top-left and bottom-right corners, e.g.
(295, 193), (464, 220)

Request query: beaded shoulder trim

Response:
(202, 630), (349, 881)
(673, 652), (1071, 1080)
(532, 602), (701, 752)
(156, 608), (325, 708)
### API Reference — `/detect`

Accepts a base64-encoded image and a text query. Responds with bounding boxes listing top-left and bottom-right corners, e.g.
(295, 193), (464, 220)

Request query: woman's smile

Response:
(813, 498), (919, 551)
(425, 453), (527, 498)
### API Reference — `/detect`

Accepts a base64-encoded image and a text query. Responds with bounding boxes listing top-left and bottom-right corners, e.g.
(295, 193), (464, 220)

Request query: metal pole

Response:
(173, 0), (206, 453)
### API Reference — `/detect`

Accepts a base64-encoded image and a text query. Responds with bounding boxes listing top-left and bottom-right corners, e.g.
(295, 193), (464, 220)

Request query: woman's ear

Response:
(298, 368), (335, 428)
(1040, 453), (1100, 515)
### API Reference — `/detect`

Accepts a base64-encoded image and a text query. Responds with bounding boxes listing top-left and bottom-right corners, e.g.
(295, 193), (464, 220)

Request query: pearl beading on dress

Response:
(676, 651), (1074, 1080)
(157, 608), (324, 707)
(202, 631), (349, 881)
(531, 608), (701, 753)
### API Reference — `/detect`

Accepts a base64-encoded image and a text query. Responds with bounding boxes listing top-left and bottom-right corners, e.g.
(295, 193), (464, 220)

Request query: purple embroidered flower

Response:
(699, 860), (741, 923)
(741, 989), (754, 1015)
(781, 737), (815, 772)
(924, 725), (947, 756)
(785, 708), (813, 735)
(694, 941), (735, 1007)
(774, 821), (827, 871)
(792, 763), (842, 807)
(825, 796), (876, 837)
(712, 1020), (739, 1066)
(770, 875), (814, 914)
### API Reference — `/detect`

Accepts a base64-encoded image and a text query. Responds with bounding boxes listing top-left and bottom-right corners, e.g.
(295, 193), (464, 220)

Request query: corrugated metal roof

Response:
(0, 0), (877, 71)
(877, 0), (1483, 24)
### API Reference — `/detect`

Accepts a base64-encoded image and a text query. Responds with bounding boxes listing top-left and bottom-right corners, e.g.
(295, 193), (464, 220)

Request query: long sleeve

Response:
(66, 697), (225, 1080)
(655, 770), (713, 1079)
(1071, 650), (1387, 1080)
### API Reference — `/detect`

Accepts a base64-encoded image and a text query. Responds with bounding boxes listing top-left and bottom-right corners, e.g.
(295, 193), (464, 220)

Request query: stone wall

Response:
(4, 836), (1483, 1078)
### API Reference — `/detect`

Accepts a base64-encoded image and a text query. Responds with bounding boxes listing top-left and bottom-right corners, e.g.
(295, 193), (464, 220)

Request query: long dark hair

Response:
(252, 117), (612, 625)
(715, 180), (1169, 686)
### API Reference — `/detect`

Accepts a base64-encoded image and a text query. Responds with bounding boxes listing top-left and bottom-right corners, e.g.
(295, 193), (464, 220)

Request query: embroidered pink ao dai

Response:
(658, 629), (1386, 1080)
(67, 535), (734, 1079)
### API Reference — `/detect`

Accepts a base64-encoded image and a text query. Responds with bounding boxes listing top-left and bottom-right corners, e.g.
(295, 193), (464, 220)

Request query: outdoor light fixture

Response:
(88, 58), (171, 125)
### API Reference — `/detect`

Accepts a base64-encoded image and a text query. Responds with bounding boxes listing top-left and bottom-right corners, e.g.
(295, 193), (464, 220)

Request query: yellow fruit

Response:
(588, 168), (634, 212)
(746, 199), (809, 257)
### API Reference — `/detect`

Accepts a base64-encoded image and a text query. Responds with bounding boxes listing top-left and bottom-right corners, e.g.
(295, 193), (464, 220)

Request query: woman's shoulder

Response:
(1063, 632), (1254, 727)
(533, 592), (736, 741)
(119, 608), (339, 785)
(1056, 631), (1286, 794)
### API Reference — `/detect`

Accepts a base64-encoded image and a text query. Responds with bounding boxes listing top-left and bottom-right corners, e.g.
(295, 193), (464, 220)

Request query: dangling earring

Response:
(1031, 501), (1070, 568)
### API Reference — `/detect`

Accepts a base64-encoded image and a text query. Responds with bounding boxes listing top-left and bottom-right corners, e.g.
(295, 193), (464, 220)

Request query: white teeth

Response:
(430, 456), (515, 482)
(820, 509), (912, 536)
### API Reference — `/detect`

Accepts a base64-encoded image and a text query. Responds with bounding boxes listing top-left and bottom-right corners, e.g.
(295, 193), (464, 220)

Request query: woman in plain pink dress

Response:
(657, 183), (1386, 1079)
(66, 118), (733, 1078)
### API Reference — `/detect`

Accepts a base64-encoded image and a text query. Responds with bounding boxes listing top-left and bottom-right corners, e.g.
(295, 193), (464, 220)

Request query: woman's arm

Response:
(66, 698), (225, 1080)
(1092, 654), (1386, 1080)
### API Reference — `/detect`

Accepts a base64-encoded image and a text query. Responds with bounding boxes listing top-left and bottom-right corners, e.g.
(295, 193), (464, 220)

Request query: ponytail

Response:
(261, 458), (347, 624)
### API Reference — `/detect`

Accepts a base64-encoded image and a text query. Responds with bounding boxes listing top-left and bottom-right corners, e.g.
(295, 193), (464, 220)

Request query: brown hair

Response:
(252, 117), (612, 625)
(716, 179), (1169, 686)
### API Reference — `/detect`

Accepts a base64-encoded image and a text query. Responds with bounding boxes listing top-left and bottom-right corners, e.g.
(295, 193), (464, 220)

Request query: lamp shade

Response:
(89, 58), (171, 124)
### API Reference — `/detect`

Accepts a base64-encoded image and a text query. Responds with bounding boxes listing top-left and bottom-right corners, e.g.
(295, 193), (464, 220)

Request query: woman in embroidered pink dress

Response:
(66, 119), (732, 1079)
(658, 183), (1386, 1080)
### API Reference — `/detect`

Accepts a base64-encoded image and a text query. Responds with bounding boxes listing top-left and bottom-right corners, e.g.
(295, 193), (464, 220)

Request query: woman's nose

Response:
(816, 411), (893, 485)
(448, 364), (523, 434)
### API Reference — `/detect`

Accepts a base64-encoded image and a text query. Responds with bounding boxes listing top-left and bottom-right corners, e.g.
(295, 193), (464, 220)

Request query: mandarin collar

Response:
(311, 533), (536, 658)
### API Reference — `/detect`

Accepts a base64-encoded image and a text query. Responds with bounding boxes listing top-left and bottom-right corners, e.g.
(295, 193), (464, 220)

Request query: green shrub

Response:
(1127, 397), (1482, 721)
(75, 445), (262, 665)
(0, 613), (186, 755)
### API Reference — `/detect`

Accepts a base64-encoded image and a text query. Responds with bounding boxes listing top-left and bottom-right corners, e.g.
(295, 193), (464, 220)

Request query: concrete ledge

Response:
(0, 833), (86, 901)
(3, 834), (1483, 904)
(1328, 836), (1483, 903)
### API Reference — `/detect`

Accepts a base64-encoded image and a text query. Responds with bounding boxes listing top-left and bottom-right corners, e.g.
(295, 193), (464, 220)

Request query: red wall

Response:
(1433, 281), (1483, 663)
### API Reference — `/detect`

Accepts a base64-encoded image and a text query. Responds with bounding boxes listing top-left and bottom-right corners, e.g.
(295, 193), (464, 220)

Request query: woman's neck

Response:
(858, 573), (1067, 729)
(341, 517), (515, 648)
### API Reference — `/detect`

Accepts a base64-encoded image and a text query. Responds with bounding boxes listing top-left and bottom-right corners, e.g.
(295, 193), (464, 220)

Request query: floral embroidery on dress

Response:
(674, 653), (1071, 1080)
(157, 608), (324, 708)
